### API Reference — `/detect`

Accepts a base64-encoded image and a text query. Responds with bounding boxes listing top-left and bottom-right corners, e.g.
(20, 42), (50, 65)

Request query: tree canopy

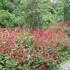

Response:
(0, 0), (65, 28)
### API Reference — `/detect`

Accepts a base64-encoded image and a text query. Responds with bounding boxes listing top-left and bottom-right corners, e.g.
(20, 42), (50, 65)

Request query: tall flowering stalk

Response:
(0, 23), (69, 70)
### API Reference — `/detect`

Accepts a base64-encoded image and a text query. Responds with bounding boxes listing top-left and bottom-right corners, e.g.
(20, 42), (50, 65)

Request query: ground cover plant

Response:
(0, 22), (70, 70)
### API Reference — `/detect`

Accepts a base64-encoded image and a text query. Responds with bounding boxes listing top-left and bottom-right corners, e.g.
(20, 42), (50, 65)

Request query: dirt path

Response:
(61, 60), (70, 70)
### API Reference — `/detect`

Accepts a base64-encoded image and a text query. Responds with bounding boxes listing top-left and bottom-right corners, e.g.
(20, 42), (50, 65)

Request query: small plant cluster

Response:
(0, 24), (70, 70)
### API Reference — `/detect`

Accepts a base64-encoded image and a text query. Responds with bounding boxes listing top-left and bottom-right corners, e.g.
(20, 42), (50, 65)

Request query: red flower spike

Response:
(56, 60), (60, 64)
(10, 51), (15, 57)
(0, 47), (5, 53)
(17, 48), (24, 57)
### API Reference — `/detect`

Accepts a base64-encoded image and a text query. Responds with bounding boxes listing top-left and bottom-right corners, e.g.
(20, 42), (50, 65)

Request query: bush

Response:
(0, 10), (25, 27)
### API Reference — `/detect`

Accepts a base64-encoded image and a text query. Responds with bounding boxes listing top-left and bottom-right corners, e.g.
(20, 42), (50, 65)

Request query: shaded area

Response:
(64, 0), (70, 25)
(0, 0), (64, 28)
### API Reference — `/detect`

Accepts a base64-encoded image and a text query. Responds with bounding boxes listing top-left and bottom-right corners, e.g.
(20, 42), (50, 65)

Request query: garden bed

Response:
(0, 23), (70, 70)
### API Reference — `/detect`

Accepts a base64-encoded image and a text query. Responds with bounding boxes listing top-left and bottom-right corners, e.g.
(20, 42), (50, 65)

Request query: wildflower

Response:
(41, 56), (48, 61)
(17, 48), (24, 57)
(42, 64), (47, 69)
(10, 51), (15, 57)
(56, 60), (60, 64)
(0, 47), (5, 53)
(49, 56), (54, 61)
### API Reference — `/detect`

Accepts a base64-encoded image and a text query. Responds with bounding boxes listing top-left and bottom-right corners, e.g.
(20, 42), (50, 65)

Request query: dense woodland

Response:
(0, 0), (65, 28)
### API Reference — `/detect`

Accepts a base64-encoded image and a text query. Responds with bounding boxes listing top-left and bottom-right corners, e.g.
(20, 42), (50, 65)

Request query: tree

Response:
(0, 0), (64, 28)
(64, 0), (70, 25)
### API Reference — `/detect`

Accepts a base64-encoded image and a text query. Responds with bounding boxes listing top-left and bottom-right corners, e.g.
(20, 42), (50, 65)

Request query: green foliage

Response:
(64, 0), (70, 21)
(0, 0), (64, 28)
